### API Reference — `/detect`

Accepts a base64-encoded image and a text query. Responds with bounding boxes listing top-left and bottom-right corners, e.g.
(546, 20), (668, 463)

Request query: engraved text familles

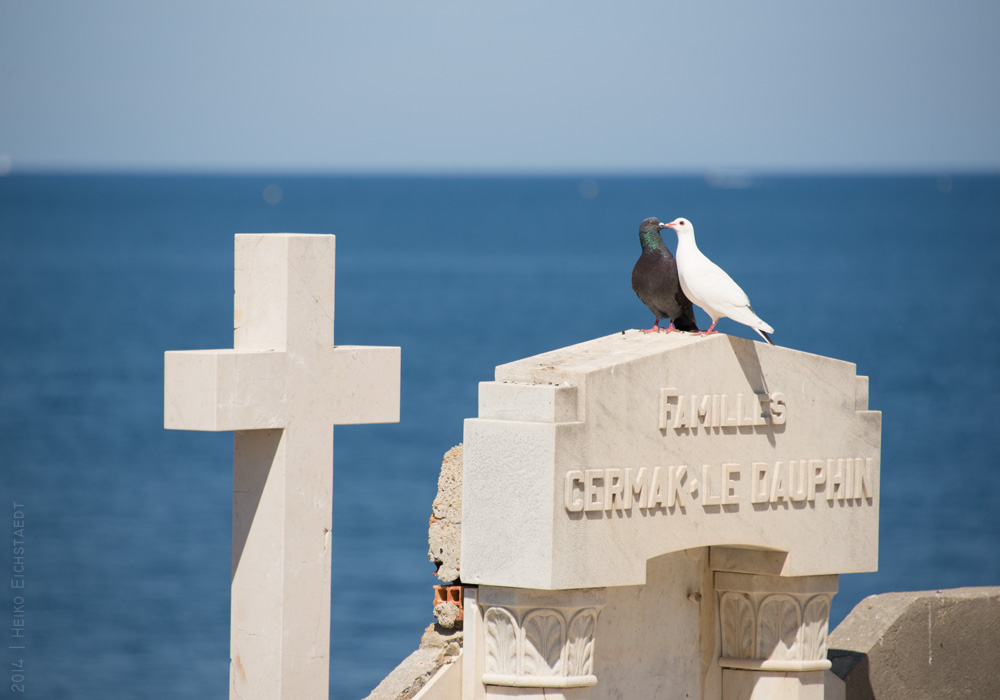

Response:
(659, 389), (786, 432)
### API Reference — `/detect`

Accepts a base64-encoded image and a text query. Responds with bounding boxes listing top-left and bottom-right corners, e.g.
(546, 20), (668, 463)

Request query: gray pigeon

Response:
(631, 217), (699, 333)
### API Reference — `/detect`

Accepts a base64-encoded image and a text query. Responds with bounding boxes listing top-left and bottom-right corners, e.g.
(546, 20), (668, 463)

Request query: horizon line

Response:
(2, 165), (998, 179)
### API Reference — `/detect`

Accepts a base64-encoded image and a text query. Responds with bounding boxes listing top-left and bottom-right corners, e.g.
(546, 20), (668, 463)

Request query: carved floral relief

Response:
(482, 603), (601, 687)
(718, 585), (833, 668)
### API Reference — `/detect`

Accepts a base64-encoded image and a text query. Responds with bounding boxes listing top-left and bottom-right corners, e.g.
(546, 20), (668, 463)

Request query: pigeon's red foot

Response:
(665, 322), (678, 332)
(641, 327), (660, 334)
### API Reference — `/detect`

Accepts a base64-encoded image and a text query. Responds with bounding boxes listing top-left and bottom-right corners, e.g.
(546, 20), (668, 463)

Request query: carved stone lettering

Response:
(584, 470), (603, 512)
(564, 470), (584, 512)
(604, 469), (625, 511)
(702, 464), (723, 506)
(563, 459), (877, 515)
(626, 467), (649, 509)
(659, 387), (787, 433)
(670, 465), (688, 508)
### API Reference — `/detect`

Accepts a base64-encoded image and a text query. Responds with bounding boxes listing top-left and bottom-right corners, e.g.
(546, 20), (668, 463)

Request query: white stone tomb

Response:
(164, 234), (400, 700)
(458, 331), (880, 700)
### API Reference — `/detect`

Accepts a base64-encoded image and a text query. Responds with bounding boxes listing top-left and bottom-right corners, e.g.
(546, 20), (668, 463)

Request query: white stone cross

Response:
(163, 234), (401, 700)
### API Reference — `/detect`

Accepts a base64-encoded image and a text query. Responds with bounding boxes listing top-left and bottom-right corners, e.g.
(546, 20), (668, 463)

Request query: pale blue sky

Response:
(2, 0), (998, 173)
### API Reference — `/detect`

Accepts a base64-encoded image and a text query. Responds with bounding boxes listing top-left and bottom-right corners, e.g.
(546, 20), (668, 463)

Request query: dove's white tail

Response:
(725, 305), (774, 344)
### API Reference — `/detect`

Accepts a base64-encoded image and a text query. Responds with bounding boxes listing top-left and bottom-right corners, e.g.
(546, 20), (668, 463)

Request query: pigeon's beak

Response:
(658, 223), (669, 230)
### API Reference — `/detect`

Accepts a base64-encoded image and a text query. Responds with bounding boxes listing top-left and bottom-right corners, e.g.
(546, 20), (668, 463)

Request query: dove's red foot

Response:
(697, 321), (719, 336)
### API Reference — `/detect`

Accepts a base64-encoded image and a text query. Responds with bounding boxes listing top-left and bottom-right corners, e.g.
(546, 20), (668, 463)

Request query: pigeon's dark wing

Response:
(670, 287), (699, 332)
(632, 248), (699, 332)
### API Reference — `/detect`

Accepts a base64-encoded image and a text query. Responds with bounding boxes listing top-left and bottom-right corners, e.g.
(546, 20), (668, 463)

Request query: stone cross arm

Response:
(164, 233), (400, 432)
(164, 344), (400, 431)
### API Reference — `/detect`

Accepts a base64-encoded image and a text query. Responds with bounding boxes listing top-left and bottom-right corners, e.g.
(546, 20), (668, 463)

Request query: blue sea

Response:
(1, 173), (998, 699)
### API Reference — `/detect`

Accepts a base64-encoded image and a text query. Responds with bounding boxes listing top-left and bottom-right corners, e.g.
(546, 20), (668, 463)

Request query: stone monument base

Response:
(369, 585), (1000, 700)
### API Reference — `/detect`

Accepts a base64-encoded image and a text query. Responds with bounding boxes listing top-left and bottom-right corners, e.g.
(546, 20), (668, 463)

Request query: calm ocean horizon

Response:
(1, 172), (998, 698)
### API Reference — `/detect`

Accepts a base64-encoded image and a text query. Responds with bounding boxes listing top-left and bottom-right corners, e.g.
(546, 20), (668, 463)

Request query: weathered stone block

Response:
(463, 331), (881, 590)
(429, 445), (464, 585)
(828, 587), (1000, 700)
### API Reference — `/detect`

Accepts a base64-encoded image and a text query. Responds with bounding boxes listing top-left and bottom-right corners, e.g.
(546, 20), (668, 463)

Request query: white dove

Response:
(664, 217), (775, 345)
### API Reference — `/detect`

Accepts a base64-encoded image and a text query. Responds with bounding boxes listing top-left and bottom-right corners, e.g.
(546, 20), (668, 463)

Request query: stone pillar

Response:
(471, 586), (605, 700)
(716, 572), (838, 700)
